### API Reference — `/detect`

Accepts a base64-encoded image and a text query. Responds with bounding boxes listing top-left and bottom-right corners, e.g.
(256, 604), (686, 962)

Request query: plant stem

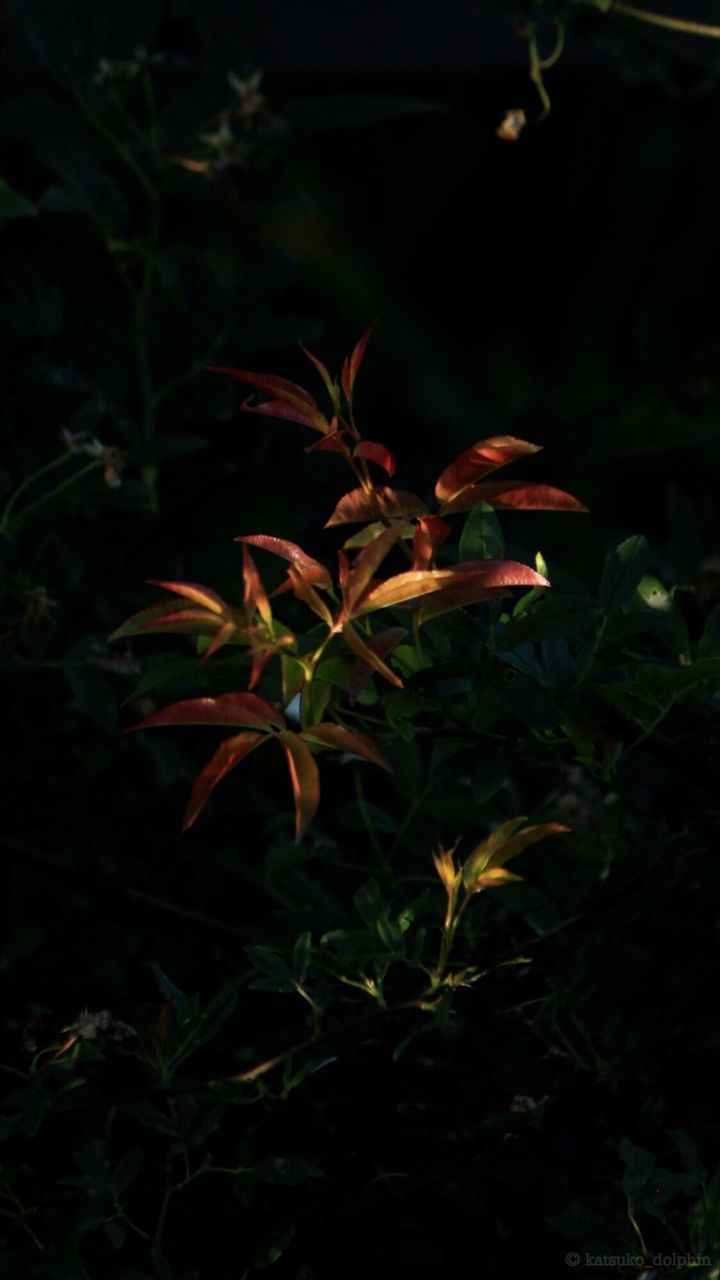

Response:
(611, 1), (720, 37)
(4, 461), (101, 534)
(0, 452), (72, 531)
(354, 770), (387, 870)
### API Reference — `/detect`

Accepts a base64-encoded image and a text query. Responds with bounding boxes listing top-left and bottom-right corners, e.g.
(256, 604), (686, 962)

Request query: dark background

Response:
(2, 2), (720, 1277)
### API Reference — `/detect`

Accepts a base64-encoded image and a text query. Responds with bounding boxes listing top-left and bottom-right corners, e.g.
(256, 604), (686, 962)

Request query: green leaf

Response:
(699, 603), (720, 658)
(459, 502), (504, 561)
(0, 178), (37, 220)
(599, 536), (649, 613)
(246, 946), (293, 982)
(496, 596), (600, 651)
(112, 1148), (143, 1194)
(292, 931), (312, 984)
(471, 755), (508, 805)
(249, 1223), (295, 1269)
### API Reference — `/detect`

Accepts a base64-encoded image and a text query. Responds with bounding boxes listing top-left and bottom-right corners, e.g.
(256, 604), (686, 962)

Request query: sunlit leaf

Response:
(341, 321), (377, 400)
(412, 514), (451, 570)
(354, 440), (396, 477)
(462, 819), (569, 888)
(343, 524), (404, 613)
(279, 730), (321, 841)
(440, 481), (588, 516)
(201, 619), (238, 662)
(472, 866), (525, 888)
(343, 520), (414, 549)
(301, 723), (391, 771)
(357, 560), (548, 614)
(242, 546), (273, 626)
(128, 691), (284, 733)
(147, 580), (229, 616)
(109, 600), (237, 641)
(236, 535), (332, 590)
(435, 436), (542, 502)
(342, 622), (404, 688)
(182, 731), (267, 830)
(325, 486), (427, 527)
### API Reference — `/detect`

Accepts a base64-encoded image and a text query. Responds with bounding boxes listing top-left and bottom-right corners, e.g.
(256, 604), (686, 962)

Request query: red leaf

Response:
(439, 480), (589, 515)
(304, 427), (348, 454)
(325, 486), (427, 528)
(301, 723), (392, 772)
(279, 730), (320, 841)
(353, 441), (396, 477)
(447, 558), (550, 587)
(435, 436), (542, 502)
(147, 580), (228, 616)
(236, 536), (332, 590)
(342, 622), (404, 688)
(208, 367), (318, 410)
(343, 524), (404, 615)
(412, 515), (451, 570)
(341, 321), (377, 400)
(182, 731), (267, 830)
(348, 626), (406, 703)
(242, 546), (272, 625)
(128, 691), (284, 733)
(240, 397), (329, 434)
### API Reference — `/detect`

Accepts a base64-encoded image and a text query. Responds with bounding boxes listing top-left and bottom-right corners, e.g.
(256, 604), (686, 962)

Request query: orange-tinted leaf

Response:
(182, 731), (267, 830)
(439, 480), (588, 516)
(341, 321), (377, 400)
(343, 524), (404, 614)
(343, 521), (414, 549)
(486, 821), (570, 870)
(472, 867), (525, 889)
(242, 546), (273, 625)
(348, 626), (406, 703)
(412, 515), (451, 570)
(450, 558), (550, 587)
(200, 619), (238, 662)
(110, 600), (235, 641)
(325, 486), (427, 528)
(354, 441), (396, 477)
(300, 723), (391, 772)
(236, 536), (332, 590)
(342, 622), (404, 688)
(287, 564), (335, 626)
(279, 730), (320, 841)
(147, 580), (228, 616)
(128, 691), (284, 733)
(240, 397), (329, 433)
(462, 818), (569, 887)
(435, 436), (542, 502)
